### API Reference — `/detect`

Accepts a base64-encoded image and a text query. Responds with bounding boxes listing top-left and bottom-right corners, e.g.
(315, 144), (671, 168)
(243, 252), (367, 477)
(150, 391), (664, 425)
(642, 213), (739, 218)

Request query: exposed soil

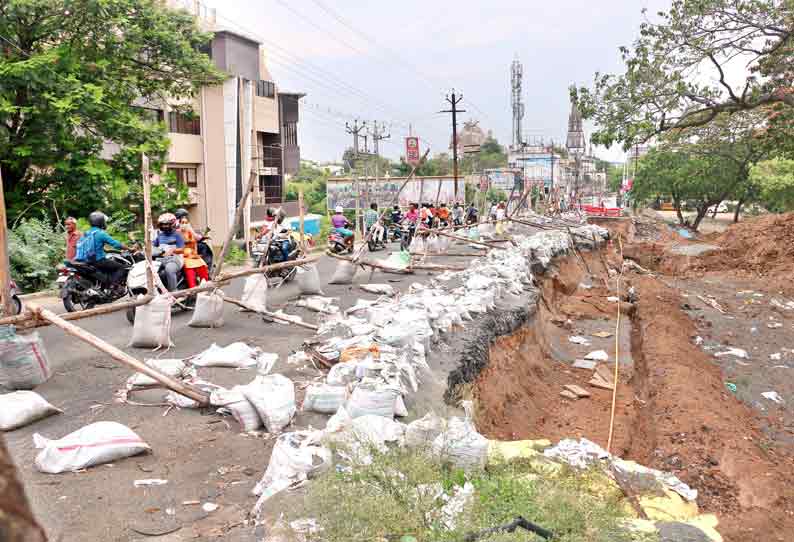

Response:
(473, 229), (794, 542)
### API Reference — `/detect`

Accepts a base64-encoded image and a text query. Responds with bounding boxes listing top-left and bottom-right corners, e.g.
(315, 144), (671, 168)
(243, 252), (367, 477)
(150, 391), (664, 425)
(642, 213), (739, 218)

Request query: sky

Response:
(202, 0), (672, 164)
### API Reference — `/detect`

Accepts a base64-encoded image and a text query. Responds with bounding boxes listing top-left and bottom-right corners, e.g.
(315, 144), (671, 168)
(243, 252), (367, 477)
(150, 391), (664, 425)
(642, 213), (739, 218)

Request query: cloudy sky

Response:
(202, 0), (671, 164)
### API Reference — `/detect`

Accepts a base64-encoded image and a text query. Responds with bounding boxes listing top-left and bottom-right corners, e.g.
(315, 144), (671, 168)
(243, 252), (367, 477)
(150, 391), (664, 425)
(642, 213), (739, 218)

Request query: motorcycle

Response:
(124, 246), (206, 325)
(195, 229), (214, 274)
(58, 250), (143, 312)
(399, 222), (415, 252)
(0, 280), (23, 316)
(251, 228), (306, 283)
(328, 229), (354, 254)
(366, 221), (386, 252)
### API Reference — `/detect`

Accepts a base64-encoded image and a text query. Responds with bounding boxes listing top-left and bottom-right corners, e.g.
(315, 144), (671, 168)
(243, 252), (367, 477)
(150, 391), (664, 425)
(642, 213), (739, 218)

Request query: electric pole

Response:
(441, 91), (466, 200)
(345, 119), (367, 156)
(370, 121), (391, 208)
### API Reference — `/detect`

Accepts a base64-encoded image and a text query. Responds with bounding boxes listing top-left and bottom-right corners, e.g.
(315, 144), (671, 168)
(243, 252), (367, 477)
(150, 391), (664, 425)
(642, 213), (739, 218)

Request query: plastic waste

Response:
(252, 431), (330, 497)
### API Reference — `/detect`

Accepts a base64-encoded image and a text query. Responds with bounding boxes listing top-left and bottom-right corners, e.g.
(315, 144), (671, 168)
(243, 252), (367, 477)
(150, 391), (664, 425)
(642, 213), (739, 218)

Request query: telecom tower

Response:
(510, 56), (524, 150)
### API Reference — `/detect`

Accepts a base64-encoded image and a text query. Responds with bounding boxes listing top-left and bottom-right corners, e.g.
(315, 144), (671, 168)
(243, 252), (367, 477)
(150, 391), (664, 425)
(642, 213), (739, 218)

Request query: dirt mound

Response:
(698, 213), (794, 275)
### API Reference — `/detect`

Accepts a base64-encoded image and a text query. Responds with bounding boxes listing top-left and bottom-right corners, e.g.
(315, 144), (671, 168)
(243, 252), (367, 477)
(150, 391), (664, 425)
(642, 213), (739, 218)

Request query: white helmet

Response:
(335, 206), (344, 213)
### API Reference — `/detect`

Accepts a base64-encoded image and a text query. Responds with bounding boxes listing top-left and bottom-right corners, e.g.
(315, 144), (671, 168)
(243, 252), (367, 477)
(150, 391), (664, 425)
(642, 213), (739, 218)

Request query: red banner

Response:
(405, 136), (420, 165)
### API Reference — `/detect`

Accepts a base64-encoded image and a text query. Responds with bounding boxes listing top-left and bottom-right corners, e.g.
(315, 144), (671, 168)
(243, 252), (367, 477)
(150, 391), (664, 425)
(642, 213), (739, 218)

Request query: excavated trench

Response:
(444, 244), (794, 542)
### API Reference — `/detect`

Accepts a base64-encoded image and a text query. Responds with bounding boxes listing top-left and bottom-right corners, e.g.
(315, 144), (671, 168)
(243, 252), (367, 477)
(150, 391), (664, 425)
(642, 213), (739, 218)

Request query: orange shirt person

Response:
(179, 216), (209, 288)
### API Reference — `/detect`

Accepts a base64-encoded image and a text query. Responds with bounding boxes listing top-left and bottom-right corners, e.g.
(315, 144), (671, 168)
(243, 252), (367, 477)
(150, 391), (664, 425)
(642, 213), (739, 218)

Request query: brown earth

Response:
(474, 231), (794, 542)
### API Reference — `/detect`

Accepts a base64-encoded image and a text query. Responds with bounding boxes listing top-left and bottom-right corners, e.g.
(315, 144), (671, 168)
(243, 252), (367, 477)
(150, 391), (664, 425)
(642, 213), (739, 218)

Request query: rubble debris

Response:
(360, 284), (396, 296)
(560, 389), (579, 400)
(134, 479), (168, 487)
(592, 331), (614, 338)
(568, 335), (591, 346)
(563, 384), (591, 398)
(572, 359), (598, 370)
(697, 295), (726, 314)
(761, 391), (784, 404)
(585, 350), (609, 361)
(714, 347), (748, 359)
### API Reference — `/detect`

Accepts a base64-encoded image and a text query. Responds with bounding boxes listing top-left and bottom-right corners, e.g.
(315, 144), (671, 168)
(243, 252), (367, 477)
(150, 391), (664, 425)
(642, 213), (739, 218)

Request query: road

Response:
(4, 247), (483, 542)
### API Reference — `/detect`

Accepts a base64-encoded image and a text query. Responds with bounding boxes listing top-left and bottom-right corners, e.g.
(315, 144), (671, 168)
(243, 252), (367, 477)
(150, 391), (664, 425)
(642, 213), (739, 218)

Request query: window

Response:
(168, 111), (201, 135)
(282, 122), (297, 146)
(258, 175), (282, 204)
(133, 107), (164, 124)
(256, 80), (275, 98)
(168, 167), (198, 187)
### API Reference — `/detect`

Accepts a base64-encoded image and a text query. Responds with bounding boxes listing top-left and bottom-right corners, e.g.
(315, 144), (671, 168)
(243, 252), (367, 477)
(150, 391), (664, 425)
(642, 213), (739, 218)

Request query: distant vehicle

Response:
(708, 202), (729, 214)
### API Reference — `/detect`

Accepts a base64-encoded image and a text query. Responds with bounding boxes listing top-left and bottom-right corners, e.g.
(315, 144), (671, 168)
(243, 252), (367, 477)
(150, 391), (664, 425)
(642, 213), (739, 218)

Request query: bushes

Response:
(9, 219), (65, 292)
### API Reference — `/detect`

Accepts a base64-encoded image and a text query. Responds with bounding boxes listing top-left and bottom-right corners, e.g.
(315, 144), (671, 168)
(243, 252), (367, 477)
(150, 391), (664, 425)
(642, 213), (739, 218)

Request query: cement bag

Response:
(432, 416), (489, 469)
(360, 284), (395, 296)
(252, 431), (331, 497)
(241, 374), (296, 433)
(329, 260), (357, 285)
(345, 384), (399, 419)
(405, 412), (445, 448)
(188, 290), (225, 328)
(0, 326), (52, 390)
(296, 264), (323, 295)
(326, 363), (358, 386)
(303, 384), (348, 414)
(130, 295), (173, 349)
(350, 415), (406, 450)
(426, 235), (441, 254)
(0, 391), (61, 431)
(127, 358), (195, 388)
(34, 421), (150, 474)
(241, 274), (268, 312)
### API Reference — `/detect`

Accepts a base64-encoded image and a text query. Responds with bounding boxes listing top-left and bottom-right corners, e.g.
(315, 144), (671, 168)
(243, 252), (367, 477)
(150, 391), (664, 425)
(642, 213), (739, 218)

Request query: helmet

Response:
(157, 212), (177, 232)
(266, 207), (276, 218)
(335, 206), (344, 213)
(174, 208), (189, 221)
(88, 211), (108, 229)
(393, 205), (399, 210)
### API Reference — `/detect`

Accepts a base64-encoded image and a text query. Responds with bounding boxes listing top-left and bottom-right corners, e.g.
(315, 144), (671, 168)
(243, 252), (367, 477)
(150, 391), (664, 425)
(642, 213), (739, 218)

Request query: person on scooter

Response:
(177, 213), (209, 288)
(436, 203), (450, 227)
(331, 205), (354, 248)
(153, 213), (185, 291)
(364, 203), (383, 245)
(390, 205), (402, 226)
(75, 211), (131, 288)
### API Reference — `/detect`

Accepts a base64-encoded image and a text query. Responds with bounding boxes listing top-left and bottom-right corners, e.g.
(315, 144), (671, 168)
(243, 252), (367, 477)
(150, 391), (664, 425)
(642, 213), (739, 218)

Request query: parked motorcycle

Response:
(0, 280), (23, 316)
(328, 230), (354, 254)
(58, 250), (143, 312)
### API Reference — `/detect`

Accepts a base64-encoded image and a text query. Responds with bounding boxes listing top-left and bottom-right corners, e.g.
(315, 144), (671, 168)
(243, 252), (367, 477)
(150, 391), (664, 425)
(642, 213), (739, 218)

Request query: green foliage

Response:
(751, 158), (794, 212)
(9, 219), (65, 292)
(297, 447), (646, 542)
(486, 188), (508, 203)
(0, 0), (224, 223)
(224, 245), (248, 266)
(574, 0), (793, 149)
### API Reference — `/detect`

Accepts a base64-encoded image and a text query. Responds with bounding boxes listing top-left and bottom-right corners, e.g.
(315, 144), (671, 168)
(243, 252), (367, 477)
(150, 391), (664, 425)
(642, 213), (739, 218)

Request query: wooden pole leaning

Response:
(213, 170), (258, 280)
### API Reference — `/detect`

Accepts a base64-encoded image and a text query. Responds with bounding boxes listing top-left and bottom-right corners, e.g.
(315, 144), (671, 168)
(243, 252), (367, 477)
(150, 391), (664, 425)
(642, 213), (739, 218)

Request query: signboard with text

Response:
(405, 136), (420, 165)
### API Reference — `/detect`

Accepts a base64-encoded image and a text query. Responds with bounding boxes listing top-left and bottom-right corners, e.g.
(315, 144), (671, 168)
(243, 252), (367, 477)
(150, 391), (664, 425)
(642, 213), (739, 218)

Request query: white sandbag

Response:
(405, 412), (445, 448)
(241, 374), (296, 433)
(408, 235), (425, 254)
(394, 395), (408, 417)
(325, 406), (352, 433)
(34, 421), (150, 473)
(188, 290), (225, 328)
(252, 431), (331, 497)
(129, 295), (173, 349)
(296, 296), (339, 314)
(191, 342), (259, 368)
(326, 363), (358, 386)
(0, 325), (52, 389)
(426, 235), (440, 254)
(345, 384), (399, 419)
(350, 415), (406, 450)
(432, 416), (489, 469)
(296, 264), (323, 295)
(241, 274), (269, 313)
(360, 284), (395, 296)
(0, 391), (61, 431)
(303, 384), (348, 414)
(211, 387), (263, 432)
(126, 358), (194, 388)
(329, 260), (357, 285)
(165, 380), (221, 409)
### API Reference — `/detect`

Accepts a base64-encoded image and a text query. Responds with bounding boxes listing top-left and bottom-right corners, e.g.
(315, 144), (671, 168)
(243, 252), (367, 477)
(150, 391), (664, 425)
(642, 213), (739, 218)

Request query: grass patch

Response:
(293, 447), (657, 542)
(224, 244), (248, 266)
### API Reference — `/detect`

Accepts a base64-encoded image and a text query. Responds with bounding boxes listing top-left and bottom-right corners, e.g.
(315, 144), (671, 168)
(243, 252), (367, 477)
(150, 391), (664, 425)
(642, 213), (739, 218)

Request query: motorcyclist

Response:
(390, 205), (402, 226)
(75, 211), (131, 289)
(153, 212), (185, 291)
(364, 203), (383, 245)
(175, 208), (212, 270)
(331, 205), (354, 248)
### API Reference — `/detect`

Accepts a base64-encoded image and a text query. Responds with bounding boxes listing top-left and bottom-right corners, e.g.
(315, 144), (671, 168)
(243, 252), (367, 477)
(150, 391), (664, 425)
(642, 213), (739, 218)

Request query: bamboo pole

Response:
(298, 189), (305, 252)
(434, 229), (508, 250)
(212, 170), (258, 280)
(326, 251), (412, 274)
(410, 251), (484, 258)
(0, 167), (14, 317)
(0, 256), (322, 329)
(30, 305), (210, 405)
(141, 154), (154, 293)
(222, 296), (318, 331)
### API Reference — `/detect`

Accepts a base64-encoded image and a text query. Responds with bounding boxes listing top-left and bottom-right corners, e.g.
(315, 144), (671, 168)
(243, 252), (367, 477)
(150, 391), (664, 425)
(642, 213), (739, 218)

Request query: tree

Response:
(574, 0), (794, 149)
(0, 0), (223, 223)
(751, 158), (794, 213)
